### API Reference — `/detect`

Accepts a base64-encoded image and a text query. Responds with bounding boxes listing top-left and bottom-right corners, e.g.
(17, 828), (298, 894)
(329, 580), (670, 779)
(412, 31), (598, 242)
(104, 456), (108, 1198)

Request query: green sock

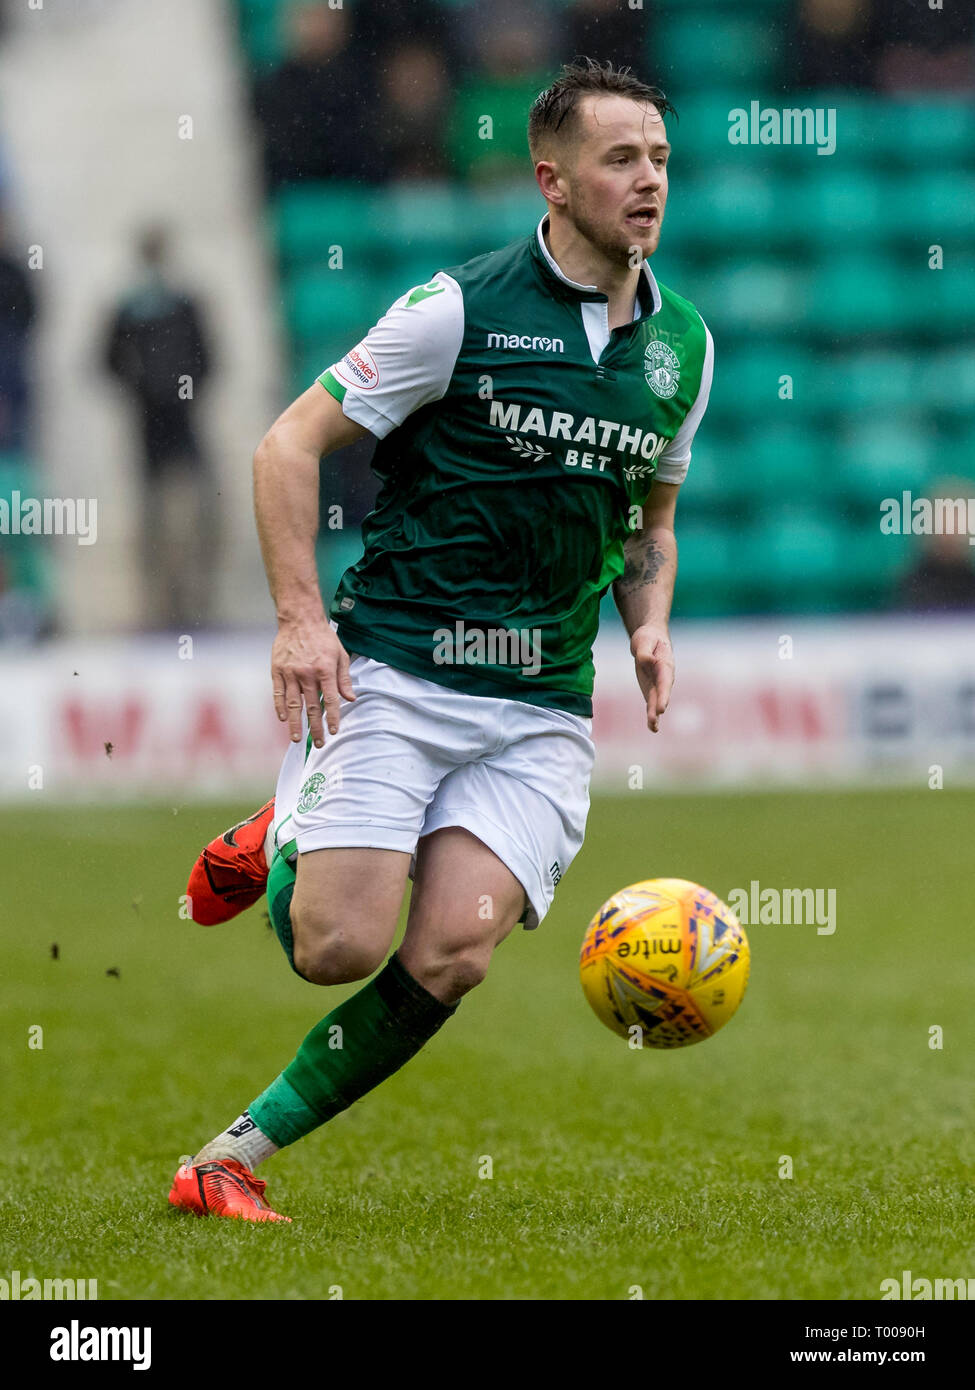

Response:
(267, 846), (300, 973)
(248, 952), (458, 1148)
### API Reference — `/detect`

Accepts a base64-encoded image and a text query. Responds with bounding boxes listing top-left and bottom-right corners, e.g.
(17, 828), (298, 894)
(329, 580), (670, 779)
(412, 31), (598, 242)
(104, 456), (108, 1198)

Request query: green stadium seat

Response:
(917, 348), (975, 413)
(681, 437), (752, 509)
(833, 416), (935, 505)
(285, 267), (384, 347)
(469, 186), (545, 247)
(913, 172), (975, 239)
(379, 185), (469, 258)
(700, 262), (802, 335)
(927, 265), (975, 331)
(670, 522), (746, 617)
(273, 185), (385, 267)
(800, 257), (905, 335)
(747, 506), (846, 610)
(237, 0), (284, 67)
(746, 425), (822, 497)
(810, 351), (917, 413)
(656, 15), (781, 89)
(0, 450), (32, 499)
(0, 452), (51, 599)
(869, 101), (975, 168)
(650, 93), (762, 168)
(800, 168), (886, 241)
(654, 0), (783, 8)
(449, 78), (548, 180)
(667, 170), (778, 249)
(932, 426), (975, 482)
(709, 345), (815, 416)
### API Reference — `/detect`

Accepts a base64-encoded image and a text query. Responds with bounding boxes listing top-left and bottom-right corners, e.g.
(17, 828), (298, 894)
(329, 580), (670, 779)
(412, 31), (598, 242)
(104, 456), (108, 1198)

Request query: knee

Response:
(408, 945), (492, 1004)
(290, 903), (386, 986)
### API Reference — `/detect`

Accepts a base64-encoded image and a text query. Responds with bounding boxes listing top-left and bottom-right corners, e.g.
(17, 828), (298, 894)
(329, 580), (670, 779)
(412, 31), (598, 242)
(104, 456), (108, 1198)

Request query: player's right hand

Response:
(270, 618), (356, 748)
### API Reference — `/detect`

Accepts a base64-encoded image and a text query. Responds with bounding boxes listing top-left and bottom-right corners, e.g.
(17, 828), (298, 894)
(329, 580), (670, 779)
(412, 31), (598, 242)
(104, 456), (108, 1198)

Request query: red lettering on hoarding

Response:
(62, 699), (145, 759)
(185, 699), (236, 764)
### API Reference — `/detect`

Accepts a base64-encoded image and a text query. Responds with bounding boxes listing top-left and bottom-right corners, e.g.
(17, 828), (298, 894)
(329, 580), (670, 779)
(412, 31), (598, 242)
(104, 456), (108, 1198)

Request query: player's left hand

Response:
(630, 625), (674, 733)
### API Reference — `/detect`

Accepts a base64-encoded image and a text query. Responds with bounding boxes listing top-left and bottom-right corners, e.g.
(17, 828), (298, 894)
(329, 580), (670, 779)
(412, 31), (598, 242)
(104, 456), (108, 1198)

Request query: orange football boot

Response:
(186, 799), (275, 925)
(169, 1157), (291, 1223)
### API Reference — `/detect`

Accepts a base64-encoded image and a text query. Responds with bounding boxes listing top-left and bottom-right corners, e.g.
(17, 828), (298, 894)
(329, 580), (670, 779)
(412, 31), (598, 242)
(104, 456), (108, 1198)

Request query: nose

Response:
(635, 157), (661, 191)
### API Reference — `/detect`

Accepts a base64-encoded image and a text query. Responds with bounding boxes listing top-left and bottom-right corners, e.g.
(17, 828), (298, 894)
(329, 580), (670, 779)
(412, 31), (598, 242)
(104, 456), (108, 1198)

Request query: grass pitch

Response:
(1, 789), (971, 1300)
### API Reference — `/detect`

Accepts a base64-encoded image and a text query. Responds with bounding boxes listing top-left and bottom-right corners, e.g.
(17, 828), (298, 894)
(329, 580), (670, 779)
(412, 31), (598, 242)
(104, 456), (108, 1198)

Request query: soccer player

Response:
(170, 58), (714, 1222)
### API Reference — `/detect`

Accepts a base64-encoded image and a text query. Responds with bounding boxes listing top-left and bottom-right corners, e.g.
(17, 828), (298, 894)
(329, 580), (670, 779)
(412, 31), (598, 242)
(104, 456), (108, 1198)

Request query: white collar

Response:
(535, 215), (661, 316)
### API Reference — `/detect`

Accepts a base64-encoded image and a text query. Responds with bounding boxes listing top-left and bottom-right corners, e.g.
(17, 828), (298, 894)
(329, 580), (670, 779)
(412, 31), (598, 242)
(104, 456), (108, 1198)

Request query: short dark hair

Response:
(528, 57), (675, 165)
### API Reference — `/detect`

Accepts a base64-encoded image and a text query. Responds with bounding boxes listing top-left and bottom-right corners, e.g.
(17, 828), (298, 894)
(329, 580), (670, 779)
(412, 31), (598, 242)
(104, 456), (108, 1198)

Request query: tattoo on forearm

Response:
(618, 540), (668, 594)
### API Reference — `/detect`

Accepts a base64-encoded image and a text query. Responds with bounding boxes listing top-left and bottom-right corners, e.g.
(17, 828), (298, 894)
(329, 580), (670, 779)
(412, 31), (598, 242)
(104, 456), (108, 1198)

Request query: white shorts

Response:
(272, 656), (594, 929)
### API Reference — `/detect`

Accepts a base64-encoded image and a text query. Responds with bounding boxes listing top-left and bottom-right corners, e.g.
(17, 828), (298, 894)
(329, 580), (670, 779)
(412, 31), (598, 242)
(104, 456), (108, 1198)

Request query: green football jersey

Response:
(319, 216), (713, 716)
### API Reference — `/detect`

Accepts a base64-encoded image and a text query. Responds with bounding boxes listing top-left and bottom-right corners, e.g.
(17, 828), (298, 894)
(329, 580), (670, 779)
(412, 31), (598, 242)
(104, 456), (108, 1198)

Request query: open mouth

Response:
(626, 208), (658, 228)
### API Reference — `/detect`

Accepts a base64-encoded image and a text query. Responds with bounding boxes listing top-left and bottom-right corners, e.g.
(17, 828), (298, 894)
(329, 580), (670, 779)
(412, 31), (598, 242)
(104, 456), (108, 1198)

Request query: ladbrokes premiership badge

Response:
(644, 340), (681, 399)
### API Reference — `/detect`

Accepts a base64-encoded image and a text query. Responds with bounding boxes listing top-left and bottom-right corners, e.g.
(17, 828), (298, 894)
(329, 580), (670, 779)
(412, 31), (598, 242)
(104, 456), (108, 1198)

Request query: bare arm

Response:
(612, 479), (680, 732)
(253, 383), (369, 747)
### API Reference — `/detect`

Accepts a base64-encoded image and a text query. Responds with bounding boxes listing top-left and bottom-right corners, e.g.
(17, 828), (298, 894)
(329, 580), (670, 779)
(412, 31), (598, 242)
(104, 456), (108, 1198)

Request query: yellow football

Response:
(580, 878), (750, 1048)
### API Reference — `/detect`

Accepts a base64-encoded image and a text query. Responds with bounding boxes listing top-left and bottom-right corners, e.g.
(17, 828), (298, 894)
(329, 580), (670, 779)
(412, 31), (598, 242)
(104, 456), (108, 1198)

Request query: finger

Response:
(654, 656), (675, 716)
(647, 689), (660, 733)
(319, 669), (342, 738)
(283, 675), (305, 743)
(301, 680), (326, 748)
(336, 646), (356, 703)
(272, 670), (288, 723)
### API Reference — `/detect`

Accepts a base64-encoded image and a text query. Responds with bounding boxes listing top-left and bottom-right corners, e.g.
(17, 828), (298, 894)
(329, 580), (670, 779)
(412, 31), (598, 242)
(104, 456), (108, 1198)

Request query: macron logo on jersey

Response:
(487, 332), (565, 354)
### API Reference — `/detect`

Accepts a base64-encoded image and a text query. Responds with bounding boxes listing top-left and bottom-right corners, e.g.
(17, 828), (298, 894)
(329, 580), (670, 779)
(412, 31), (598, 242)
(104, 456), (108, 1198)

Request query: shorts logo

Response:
(549, 859), (563, 885)
(644, 340), (680, 399)
(335, 344), (380, 391)
(297, 773), (327, 814)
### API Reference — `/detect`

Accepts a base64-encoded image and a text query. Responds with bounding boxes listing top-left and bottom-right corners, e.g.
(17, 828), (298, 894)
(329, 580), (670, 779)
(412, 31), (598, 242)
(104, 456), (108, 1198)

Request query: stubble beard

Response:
(566, 190), (634, 270)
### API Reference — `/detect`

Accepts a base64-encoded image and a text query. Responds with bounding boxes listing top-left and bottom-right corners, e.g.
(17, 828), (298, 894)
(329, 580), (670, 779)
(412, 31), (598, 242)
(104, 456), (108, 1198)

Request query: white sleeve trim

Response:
(654, 322), (714, 485)
(328, 272), (465, 439)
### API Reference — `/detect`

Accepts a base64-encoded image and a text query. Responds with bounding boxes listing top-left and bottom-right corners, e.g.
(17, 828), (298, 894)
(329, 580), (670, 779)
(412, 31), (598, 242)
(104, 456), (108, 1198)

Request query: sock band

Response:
(374, 950), (458, 1039)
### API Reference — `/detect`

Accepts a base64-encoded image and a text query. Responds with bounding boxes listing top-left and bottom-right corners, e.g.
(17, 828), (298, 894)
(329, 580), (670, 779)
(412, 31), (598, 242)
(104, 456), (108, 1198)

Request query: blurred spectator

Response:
(0, 203), (38, 452)
(896, 481), (975, 613)
(374, 44), (452, 184)
(352, 0), (461, 81)
(791, 0), (973, 93)
(102, 226), (216, 631)
(790, 0), (883, 90)
(875, 0), (973, 94)
(565, 0), (652, 75)
(253, 2), (367, 190)
(450, 4), (557, 184)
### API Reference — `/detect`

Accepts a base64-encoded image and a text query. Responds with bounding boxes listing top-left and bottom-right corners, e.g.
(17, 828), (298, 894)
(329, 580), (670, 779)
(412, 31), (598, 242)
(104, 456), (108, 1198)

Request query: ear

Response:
(535, 160), (567, 206)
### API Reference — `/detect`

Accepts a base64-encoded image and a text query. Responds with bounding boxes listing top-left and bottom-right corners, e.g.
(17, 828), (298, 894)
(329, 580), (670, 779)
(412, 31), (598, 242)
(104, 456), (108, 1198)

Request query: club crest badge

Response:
(644, 340), (681, 399)
(297, 772), (327, 814)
